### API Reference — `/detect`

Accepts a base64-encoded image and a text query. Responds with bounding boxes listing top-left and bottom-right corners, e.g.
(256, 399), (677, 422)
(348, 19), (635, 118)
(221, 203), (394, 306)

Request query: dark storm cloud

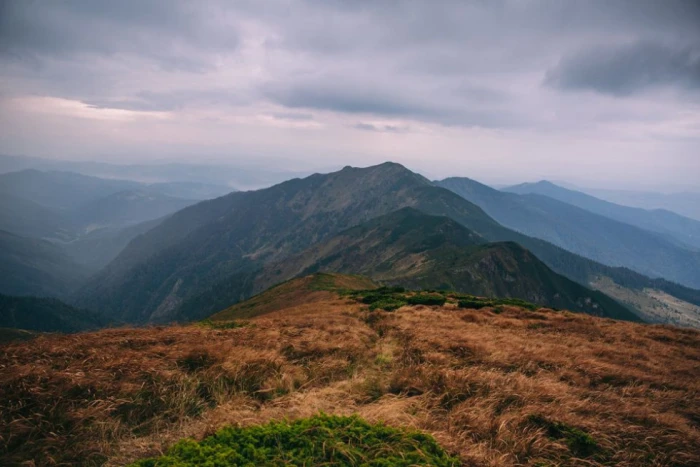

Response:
(546, 41), (700, 96)
(0, 0), (238, 71)
(262, 79), (524, 128)
(263, 82), (440, 118)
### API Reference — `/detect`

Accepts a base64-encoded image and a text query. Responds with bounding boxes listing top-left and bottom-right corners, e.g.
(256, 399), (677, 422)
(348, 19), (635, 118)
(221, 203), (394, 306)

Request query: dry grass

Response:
(1, 280), (699, 466)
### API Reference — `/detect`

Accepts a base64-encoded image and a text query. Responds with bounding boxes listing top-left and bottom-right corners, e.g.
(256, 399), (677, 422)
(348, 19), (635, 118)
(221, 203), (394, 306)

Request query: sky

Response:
(0, 0), (699, 189)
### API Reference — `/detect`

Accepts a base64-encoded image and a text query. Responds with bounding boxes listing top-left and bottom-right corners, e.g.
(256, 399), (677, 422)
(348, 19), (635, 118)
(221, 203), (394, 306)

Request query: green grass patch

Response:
(129, 414), (459, 466)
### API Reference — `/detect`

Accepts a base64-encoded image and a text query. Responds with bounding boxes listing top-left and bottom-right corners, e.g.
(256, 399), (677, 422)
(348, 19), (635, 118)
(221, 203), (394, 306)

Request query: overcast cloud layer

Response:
(0, 0), (698, 188)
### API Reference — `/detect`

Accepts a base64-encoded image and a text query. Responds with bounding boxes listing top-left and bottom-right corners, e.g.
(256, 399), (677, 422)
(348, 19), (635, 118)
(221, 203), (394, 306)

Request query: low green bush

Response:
(406, 293), (447, 306)
(130, 414), (460, 466)
(360, 293), (385, 304)
(457, 299), (490, 309)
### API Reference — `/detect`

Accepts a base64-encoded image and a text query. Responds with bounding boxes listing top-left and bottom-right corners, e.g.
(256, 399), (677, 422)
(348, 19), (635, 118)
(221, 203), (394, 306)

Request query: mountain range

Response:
(2, 161), (699, 331)
(75, 162), (696, 326)
(0, 154), (309, 191)
(505, 180), (700, 250)
(0, 169), (234, 276)
(437, 177), (700, 289)
(581, 186), (700, 222)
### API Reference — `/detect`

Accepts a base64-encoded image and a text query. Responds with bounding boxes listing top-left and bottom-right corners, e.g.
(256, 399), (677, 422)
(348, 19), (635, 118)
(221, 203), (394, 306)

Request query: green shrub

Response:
(457, 298), (491, 309)
(129, 414), (460, 466)
(406, 293), (447, 306)
(361, 293), (386, 305)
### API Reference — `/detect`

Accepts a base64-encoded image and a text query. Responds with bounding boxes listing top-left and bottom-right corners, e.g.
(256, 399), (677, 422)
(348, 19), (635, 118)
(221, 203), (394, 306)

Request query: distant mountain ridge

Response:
(0, 153), (304, 190)
(437, 177), (700, 289)
(580, 186), (700, 222)
(505, 180), (700, 250)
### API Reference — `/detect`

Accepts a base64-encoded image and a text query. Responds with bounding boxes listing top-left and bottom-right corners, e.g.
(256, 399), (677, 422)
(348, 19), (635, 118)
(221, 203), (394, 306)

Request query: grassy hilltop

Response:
(2, 273), (698, 466)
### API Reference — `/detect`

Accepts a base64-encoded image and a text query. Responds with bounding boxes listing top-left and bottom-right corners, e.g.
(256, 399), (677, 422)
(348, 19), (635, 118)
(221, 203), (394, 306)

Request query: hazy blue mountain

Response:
(0, 169), (142, 211)
(0, 192), (76, 241)
(0, 169), (230, 213)
(505, 181), (700, 250)
(146, 181), (233, 200)
(0, 154), (300, 191)
(70, 190), (196, 229)
(437, 177), (700, 289)
(0, 230), (89, 298)
(579, 187), (700, 222)
(0, 294), (107, 333)
(75, 162), (697, 325)
(0, 170), (221, 270)
(178, 208), (638, 323)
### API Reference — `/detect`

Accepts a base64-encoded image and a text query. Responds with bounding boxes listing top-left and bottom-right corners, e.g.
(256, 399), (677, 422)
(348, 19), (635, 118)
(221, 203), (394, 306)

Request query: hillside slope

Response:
(0, 192), (76, 241)
(437, 177), (700, 288)
(2, 276), (698, 466)
(0, 230), (89, 297)
(505, 180), (700, 250)
(189, 209), (637, 323)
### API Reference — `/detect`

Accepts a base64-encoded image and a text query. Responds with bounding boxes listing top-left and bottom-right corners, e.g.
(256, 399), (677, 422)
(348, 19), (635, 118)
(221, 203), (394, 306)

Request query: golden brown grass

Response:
(1, 278), (699, 466)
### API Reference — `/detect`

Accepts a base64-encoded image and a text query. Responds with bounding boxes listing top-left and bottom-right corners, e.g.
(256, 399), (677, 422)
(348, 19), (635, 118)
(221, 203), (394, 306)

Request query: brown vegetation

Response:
(1, 275), (699, 466)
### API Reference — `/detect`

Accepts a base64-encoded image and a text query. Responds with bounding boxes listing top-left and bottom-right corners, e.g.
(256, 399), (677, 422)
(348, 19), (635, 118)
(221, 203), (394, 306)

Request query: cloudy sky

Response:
(0, 0), (698, 188)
